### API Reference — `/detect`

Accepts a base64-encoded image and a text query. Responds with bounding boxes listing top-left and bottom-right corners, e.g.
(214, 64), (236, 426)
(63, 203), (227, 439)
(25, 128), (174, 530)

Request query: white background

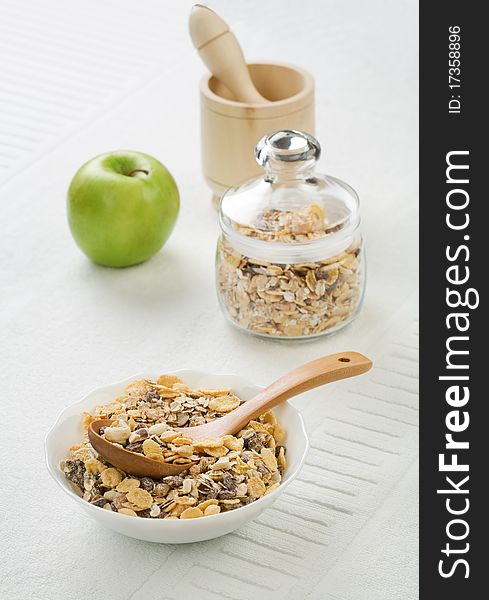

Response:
(0, 1), (418, 598)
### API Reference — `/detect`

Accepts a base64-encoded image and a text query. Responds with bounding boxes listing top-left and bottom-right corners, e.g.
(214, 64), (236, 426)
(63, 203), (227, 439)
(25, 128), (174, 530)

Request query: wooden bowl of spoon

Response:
(88, 419), (195, 478)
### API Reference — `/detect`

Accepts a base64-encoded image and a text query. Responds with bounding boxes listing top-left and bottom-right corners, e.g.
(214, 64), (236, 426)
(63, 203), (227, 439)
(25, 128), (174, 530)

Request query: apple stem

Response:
(127, 169), (149, 177)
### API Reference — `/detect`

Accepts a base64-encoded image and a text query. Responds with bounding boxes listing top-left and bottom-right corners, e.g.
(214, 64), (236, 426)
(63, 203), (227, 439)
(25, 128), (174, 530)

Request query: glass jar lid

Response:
(219, 130), (360, 263)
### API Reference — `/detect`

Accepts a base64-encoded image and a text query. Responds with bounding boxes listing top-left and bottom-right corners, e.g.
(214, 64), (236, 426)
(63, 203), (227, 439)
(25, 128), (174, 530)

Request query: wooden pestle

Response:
(189, 4), (269, 104)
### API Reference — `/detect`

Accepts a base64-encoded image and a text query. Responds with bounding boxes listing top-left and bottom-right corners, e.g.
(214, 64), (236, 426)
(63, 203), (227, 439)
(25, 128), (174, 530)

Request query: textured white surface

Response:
(0, 0), (418, 598)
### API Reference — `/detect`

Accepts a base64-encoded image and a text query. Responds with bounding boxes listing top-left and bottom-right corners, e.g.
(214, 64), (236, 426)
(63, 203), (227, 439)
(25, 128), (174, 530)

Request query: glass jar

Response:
(216, 130), (365, 340)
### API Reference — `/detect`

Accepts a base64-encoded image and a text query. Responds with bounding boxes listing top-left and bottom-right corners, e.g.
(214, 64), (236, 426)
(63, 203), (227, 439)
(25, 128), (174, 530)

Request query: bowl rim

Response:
(45, 369), (309, 526)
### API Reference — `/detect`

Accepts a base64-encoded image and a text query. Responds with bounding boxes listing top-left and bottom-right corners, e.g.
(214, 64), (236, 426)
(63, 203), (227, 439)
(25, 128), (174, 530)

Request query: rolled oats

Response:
(216, 204), (364, 339)
(61, 377), (288, 519)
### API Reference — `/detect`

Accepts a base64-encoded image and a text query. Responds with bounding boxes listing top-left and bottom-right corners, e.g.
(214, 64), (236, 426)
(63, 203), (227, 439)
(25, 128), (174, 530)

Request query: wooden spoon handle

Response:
(217, 352), (372, 434)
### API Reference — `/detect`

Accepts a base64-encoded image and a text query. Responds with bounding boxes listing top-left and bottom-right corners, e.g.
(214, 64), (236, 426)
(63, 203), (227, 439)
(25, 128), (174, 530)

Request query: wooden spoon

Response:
(88, 352), (372, 478)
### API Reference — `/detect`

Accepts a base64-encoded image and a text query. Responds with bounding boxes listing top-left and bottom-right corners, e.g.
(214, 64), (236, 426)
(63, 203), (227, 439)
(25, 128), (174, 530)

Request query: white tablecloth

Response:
(0, 1), (418, 598)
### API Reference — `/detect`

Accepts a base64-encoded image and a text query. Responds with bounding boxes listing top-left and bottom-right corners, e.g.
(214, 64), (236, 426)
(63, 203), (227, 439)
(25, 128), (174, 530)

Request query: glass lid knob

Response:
(255, 130), (321, 167)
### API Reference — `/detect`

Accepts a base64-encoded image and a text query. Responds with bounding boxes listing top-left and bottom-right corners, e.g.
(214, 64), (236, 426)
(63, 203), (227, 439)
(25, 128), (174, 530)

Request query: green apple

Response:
(67, 150), (179, 267)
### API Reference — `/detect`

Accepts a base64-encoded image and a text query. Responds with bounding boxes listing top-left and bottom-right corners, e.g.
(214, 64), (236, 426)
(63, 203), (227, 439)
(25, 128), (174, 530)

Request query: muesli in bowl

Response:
(61, 374), (287, 520)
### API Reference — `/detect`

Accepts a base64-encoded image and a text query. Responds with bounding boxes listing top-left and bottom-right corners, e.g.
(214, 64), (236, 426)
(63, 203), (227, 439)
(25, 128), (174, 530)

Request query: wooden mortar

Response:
(200, 62), (315, 207)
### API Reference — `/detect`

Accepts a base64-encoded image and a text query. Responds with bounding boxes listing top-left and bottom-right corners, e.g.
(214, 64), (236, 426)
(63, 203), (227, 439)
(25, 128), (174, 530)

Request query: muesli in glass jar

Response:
(216, 130), (365, 340)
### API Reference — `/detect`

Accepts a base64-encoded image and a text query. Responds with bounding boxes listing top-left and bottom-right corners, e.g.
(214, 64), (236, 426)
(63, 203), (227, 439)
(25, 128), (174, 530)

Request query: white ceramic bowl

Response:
(45, 370), (309, 543)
